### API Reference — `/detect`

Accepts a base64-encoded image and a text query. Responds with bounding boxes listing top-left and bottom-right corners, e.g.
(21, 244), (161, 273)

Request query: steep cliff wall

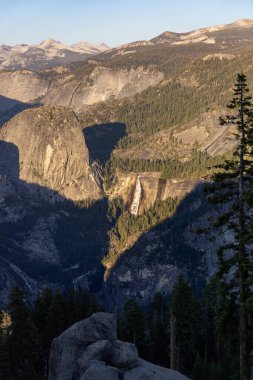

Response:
(0, 70), (48, 106)
(0, 106), (102, 201)
(0, 66), (164, 113)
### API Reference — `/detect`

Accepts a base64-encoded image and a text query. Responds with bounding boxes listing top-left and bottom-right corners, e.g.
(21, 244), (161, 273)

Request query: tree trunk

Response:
(176, 343), (180, 372)
(239, 279), (248, 380)
(238, 97), (249, 380)
(170, 311), (176, 370)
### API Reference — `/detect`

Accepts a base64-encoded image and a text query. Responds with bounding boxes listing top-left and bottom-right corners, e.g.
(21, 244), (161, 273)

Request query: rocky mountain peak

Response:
(101, 42), (110, 48)
(39, 38), (61, 49)
(150, 31), (179, 44)
(232, 18), (253, 27)
(71, 40), (109, 53)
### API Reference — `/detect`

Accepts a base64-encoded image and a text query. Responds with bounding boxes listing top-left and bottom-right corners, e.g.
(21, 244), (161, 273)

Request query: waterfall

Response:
(130, 175), (142, 215)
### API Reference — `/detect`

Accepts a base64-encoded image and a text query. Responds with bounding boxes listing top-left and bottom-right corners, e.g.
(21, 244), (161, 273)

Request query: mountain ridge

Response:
(118, 18), (253, 47)
(0, 38), (109, 71)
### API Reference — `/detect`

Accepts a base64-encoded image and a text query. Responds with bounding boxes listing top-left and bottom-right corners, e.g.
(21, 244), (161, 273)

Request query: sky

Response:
(0, 0), (253, 47)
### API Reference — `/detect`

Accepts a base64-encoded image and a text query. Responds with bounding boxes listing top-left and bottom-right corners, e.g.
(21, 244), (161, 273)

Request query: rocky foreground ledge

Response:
(48, 312), (189, 380)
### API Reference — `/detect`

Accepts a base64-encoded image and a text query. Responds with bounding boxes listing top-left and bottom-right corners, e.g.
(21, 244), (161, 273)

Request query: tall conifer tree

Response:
(208, 73), (253, 380)
(7, 287), (41, 379)
(170, 275), (198, 376)
(149, 293), (168, 366)
(120, 299), (146, 356)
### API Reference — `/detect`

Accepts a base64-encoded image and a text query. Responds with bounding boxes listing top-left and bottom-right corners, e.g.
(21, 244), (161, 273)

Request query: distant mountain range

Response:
(116, 18), (253, 47)
(2, 19), (253, 72)
(0, 38), (109, 70)
(152, 18), (253, 45)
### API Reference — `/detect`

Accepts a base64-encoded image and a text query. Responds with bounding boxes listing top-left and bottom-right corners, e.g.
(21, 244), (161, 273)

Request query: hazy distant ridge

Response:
(0, 38), (109, 70)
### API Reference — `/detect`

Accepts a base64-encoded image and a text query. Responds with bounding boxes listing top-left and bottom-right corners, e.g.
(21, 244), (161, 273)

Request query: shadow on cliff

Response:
(0, 144), (214, 308)
(0, 140), (20, 177)
(103, 182), (214, 307)
(0, 95), (41, 126)
(83, 122), (126, 164)
(0, 141), (109, 303)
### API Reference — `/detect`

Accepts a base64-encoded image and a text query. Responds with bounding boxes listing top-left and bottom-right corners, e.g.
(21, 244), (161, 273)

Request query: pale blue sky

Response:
(1, 0), (253, 47)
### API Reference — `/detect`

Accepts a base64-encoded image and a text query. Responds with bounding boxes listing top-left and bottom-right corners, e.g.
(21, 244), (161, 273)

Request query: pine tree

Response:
(170, 275), (198, 376)
(193, 353), (205, 380)
(120, 299), (146, 356)
(46, 290), (65, 340)
(149, 293), (169, 366)
(74, 290), (90, 320)
(65, 290), (77, 328)
(33, 288), (54, 378)
(200, 277), (219, 361)
(7, 287), (41, 379)
(208, 73), (253, 380)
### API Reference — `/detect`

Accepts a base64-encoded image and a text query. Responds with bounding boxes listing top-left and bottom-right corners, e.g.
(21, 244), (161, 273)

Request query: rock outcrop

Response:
(49, 312), (189, 380)
(0, 106), (102, 201)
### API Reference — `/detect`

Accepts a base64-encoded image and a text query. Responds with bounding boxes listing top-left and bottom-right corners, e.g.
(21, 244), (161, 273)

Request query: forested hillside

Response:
(82, 50), (253, 161)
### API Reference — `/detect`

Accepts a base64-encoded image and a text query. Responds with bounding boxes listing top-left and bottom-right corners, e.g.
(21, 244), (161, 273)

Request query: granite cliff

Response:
(0, 65), (164, 122)
(0, 106), (102, 201)
(0, 106), (105, 306)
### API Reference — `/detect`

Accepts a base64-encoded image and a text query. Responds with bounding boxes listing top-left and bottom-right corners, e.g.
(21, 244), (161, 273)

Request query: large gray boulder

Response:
(74, 340), (113, 376)
(48, 312), (190, 380)
(79, 362), (119, 380)
(123, 359), (190, 380)
(49, 313), (116, 380)
(111, 340), (139, 369)
(81, 340), (113, 362)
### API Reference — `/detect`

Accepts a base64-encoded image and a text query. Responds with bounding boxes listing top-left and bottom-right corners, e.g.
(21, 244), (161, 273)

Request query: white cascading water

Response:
(130, 175), (142, 215)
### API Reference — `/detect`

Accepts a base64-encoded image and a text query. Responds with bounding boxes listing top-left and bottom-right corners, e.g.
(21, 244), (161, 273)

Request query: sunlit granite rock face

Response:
(0, 106), (102, 201)
(0, 66), (164, 114)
